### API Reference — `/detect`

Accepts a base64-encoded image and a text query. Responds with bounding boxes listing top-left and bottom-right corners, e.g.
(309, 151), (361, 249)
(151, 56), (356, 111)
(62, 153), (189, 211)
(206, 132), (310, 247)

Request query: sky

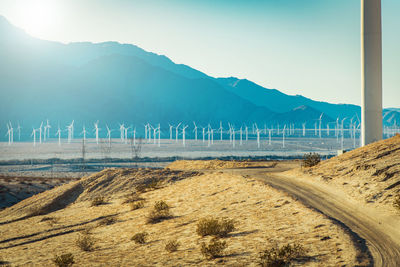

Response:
(0, 0), (399, 108)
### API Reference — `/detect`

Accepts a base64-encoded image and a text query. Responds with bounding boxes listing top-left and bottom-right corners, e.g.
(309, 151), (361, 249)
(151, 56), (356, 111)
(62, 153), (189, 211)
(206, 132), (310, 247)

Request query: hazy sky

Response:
(0, 0), (399, 107)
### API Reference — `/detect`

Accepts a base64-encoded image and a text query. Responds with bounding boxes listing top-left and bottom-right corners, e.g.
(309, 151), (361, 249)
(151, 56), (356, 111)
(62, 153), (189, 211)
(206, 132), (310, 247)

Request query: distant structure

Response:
(361, 0), (382, 146)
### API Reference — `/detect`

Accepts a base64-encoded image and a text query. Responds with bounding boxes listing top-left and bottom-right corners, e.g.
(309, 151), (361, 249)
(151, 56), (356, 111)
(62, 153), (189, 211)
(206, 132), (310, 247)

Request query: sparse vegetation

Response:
(130, 200), (145, 210)
(123, 192), (145, 204)
(394, 194), (400, 210)
(75, 233), (95, 252)
(98, 216), (117, 226)
(196, 217), (236, 238)
(258, 243), (306, 267)
(52, 253), (75, 267)
(165, 239), (180, 253)
(302, 153), (321, 168)
(91, 196), (106, 206)
(146, 200), (173, 224)
(200, 238), (227, 259)
(136, 179), (162, 193)
(131, 232), (148, 244)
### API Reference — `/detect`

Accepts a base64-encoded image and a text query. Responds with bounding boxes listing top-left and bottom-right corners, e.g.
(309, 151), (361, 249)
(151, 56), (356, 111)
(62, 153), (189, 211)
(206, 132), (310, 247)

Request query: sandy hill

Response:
(0, 163), (366, 266)
(305, 134), (400, 212)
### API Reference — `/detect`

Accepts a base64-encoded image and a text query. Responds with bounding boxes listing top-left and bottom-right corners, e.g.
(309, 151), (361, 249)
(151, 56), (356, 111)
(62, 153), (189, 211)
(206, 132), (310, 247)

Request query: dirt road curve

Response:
(238, 168), (400, 267)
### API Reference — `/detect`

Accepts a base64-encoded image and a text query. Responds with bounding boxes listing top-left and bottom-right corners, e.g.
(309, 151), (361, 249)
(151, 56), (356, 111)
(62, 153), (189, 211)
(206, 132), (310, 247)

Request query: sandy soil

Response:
(299, 134), (400, 214)
(0, 164), (360, 266)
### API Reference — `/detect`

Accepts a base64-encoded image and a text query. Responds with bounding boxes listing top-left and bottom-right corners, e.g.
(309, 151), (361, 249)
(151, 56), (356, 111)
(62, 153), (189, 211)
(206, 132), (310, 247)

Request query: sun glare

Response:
(17, 0), (58, 37)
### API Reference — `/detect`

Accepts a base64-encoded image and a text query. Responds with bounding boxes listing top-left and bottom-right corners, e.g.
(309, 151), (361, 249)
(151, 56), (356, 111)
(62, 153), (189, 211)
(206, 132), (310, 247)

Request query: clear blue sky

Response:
(1, 0), (399, 107)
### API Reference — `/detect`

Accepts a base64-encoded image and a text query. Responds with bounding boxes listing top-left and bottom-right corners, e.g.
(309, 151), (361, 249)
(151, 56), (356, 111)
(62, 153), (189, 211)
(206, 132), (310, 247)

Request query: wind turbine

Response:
(55, 126), (62, 146)
(175, 123), (181, 143)
(169, 124), (173, 140)
(318, 113), (323, 138)
(239, 126), (243, 145)
(106, 125), (112, 144)
(361, 0), (382, 146)
(125, 126), (131, 144)
(282, 125), (286, 148)
(268, 128), (272, 145)
(341, 118), (347, 150)
(202, 126), (206, 143)
(182, 125), (188, 147)
(119, 123), (125, 142)
(94, 121), (100, 144)
(193, 122), (198, 141)
(81, 125), (88, 142)
(302, 122), (306, 137)
(219, 122), (223, 141)
(256, 127), (261, 149)
(6, 123), (12, 145)
(157, 124), (161, 147)
(39, 122), (43, 144)
(44, 119), (51, 142)
(31, 128), (37, 146)
(17, 123), (22, 141)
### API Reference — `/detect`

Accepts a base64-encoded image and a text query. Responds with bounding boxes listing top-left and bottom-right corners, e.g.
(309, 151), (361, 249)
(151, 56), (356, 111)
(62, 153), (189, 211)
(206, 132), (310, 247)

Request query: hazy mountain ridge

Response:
(0, 15), (397, 135)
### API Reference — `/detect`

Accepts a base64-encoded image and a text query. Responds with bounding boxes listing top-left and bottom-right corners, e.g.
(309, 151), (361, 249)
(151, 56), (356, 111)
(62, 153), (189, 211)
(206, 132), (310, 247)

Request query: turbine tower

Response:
(361, 0), (382, 146)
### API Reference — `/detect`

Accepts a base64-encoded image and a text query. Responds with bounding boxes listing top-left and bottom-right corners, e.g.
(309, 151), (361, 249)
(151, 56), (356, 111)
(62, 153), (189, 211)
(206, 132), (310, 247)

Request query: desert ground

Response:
(0, 135), (399, 266)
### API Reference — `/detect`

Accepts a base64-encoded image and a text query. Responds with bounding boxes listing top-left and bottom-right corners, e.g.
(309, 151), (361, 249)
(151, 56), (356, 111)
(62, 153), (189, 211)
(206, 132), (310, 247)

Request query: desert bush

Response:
(302, 153), (321, 168)
(98, 216), (117, 226)
(394, 194), (400, 210)
(75, 233), (95, 252)
(201, 238), (227, 259)
(123, 192), (145, 204)
(91, 196), (106, 206)
(146, 201), (173, 224)
(196, 217), (236, 238)
(131, 232), (148, 244)
(165, 239), (180, 253)
(258, 243), (306, 267)
(52, 253), (75, 267)
(136, 178), (163, 193)
(130, 200), (145, 210)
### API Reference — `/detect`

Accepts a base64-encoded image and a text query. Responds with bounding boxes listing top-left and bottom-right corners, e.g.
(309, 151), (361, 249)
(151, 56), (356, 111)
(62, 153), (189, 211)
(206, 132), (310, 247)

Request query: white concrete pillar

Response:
(361, 0), (382, 146)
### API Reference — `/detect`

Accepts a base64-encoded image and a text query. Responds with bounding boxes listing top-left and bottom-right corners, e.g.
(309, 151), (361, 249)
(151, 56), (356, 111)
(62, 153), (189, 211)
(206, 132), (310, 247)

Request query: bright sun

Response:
(17, 0), (58, 36)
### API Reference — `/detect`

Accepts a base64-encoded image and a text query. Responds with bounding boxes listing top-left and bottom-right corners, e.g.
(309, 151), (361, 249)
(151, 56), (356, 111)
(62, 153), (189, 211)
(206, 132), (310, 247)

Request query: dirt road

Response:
(235, 167), (400, 267)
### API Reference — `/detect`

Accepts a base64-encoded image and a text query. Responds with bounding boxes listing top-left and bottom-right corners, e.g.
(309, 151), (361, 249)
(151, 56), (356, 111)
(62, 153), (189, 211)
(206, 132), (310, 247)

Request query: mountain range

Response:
(0, 15), (398, 136)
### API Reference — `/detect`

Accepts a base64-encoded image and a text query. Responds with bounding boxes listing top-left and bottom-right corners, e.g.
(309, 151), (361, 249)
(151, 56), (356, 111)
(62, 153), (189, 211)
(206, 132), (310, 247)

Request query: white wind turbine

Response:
(318, 113), (324, 139)
(44, 119), (51, 142)
(106, 125), (112, 144)
(81, 125), (88, 141)
(175, 123), (181, 143)
(245, 125), (248, 142)
(239, 126), (243, 145)
(268, 128), (272, 145)
(119, 123), (125, 142)
(218, 122), (223, 141)
(125, 126), (131, 144)
(282, 125), (286, 148)
(231, 125), (235, 148)
(302, 122), (306, 137)
(31, 128), (37, 146)
(341, 118), (347, 150)
(193, 122), (198, 141)
(94, 121), (100, 144)
(207, 125), (211, 147)
(6, 123), (13, 145)
(153, 125), (157, 145)
(55, 126), (62, 146)
(39, 122), (43, 144)
(255, 126), (261, 149)
(17, 122), (22, 141)
(182, 125), (188, 147)
(202, 126), (206, 143)
(157, 124), (161, 147)
(169, 124), (173, 140)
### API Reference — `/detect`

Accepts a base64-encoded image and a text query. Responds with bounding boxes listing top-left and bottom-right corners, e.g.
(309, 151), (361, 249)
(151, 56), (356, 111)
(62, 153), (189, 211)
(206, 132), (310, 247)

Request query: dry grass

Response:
(130, 200), (145, 210)
(258, 243), (306, 267)
(131, 232), (148, 244)
(394, 194), (400, 210)
(200, 238), (227, 259)
(52, 253), (75, 267)
(98, 216), (117, 226)
(91, 196), (106, 206)
(75, 233), (95, 252)
(302, 153), (321, 168)
(196, 217), (235, 238)
(164, 239), (180, 253)
(146, 200), (173, 224)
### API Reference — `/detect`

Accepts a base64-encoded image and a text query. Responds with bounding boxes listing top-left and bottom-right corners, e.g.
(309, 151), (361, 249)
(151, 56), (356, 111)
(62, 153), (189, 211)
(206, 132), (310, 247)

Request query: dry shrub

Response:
(201, 238), (227, 259)
(146, 201), (173, 224)
(136, 179), (162, 193)
(131, 232), (148, 244)
(165, 239), (180, 253)
(75, 233), (95, 252)
(302, 153), (321, 168)
(52, 253), (75, 267)
(394, 194), (400, 210)
(259, 243), (306, 267)
(130, 200), (145, 210)
(196, 217), (236, 238)
(91, 196), (106, 206)
(40, 216), (59, 226)
(123, 192), (145, 204)
(98, 216), (117, 226)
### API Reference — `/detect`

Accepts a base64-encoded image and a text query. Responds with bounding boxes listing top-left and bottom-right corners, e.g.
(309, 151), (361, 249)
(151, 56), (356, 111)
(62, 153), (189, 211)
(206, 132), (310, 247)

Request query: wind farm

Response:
(1, 1), (400, 266)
